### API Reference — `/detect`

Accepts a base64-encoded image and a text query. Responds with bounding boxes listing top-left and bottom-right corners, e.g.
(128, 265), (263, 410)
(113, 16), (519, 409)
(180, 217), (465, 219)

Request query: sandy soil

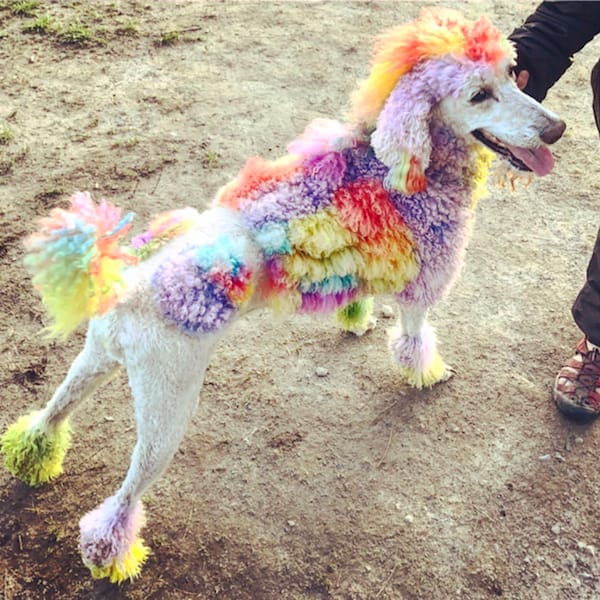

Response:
(1, 1), (600, 599)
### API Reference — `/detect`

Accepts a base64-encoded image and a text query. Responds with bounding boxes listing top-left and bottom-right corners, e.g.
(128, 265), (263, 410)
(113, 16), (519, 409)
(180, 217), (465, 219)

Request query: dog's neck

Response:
(425, 120), (490, 201)
(345, 120), (487, 204)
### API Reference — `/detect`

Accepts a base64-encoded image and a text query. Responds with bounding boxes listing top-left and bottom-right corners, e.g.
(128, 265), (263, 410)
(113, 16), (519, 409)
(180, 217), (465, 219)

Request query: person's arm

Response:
(509, 1), (600, 101)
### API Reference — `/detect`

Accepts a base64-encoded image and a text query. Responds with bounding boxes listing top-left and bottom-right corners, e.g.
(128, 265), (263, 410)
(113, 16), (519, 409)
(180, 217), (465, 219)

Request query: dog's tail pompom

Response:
(24, 191), (138, 338)
(1, 411), (71, 487)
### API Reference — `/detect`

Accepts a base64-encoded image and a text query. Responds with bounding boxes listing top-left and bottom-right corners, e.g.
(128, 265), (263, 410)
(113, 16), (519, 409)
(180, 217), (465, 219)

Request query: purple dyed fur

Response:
(152, 249), (237, 334)
(79, 496), (144, 565)
(241, 153), (347, 230)
(341, 145), (389, 185)
(300, 288), (357, 313)
(391, 121), (476, 306)
(373, 59), (492, 172)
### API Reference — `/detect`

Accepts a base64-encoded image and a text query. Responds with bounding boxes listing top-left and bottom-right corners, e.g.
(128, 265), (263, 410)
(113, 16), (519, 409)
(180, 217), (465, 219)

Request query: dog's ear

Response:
(371, 73), (433, 195)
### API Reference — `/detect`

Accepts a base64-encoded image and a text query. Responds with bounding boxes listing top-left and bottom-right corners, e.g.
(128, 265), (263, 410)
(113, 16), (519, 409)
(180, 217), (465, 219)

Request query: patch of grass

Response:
(157, 29), (180, 46)
(201, 150), (220, 168)
(59, 20), (93, 46)
(47, 525), (67, 543)
(22, 13), (54, 34)
(115, 19), (140, 37)
(111, 136), (141, 149)
(0, 123), (14, 145)
(10, 0), (39, 17)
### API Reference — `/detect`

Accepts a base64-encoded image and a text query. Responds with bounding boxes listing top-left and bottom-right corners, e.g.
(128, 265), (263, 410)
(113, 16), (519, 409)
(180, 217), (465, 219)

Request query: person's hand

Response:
(516, 70), (529, 90)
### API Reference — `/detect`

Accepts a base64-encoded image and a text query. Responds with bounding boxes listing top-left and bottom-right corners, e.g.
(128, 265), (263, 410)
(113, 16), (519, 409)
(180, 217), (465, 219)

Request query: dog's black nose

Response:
(541, 119), (566, 144)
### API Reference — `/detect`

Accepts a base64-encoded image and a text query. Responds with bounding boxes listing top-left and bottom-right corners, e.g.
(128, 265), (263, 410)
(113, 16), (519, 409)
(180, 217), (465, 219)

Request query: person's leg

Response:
(572, 228), (600, 344)
(553, 228), (600, 419)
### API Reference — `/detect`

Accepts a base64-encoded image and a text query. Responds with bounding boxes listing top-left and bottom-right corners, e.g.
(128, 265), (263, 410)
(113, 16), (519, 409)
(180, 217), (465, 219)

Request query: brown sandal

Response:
(553, 337), (600, 420)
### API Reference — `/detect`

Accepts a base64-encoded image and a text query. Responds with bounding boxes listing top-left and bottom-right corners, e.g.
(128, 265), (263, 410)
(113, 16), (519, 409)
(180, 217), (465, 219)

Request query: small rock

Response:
(577, 541), (596, 556)
(287, 520), (296, 527)
(551, 523), (561, 536)
(315, 367), (329, 377)
(582, 572), (594, 580)
(404, 514), (414, 524)
(381, 304), (395, 318)
(539, 454), (552, 462)
(554, 452), (566, 462)
(104, 416), (115, 422)
(575, 437), (584, 445)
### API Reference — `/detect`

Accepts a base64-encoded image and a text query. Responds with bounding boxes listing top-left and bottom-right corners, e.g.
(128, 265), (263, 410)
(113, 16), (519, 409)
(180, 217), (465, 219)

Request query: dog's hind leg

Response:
(1, 320), (120, 487)
(388, 303), (453, 389)
(79, 323), (220, 583)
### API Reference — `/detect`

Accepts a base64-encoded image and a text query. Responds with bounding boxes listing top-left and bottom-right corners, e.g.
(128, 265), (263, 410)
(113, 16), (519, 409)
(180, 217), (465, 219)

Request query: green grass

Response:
(22, 13), (54, 34)
(10, 0), (39, 17)
(0, 124), (14, 145)
(201, 150), (220, 168)
(115, 19), (140, 37)
(157, 30), (180, 46)
(59, 20), (93, 45)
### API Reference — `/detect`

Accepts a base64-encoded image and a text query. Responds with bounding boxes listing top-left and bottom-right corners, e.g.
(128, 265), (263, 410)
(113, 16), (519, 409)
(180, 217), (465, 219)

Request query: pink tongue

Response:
(508, 145), (555, 176)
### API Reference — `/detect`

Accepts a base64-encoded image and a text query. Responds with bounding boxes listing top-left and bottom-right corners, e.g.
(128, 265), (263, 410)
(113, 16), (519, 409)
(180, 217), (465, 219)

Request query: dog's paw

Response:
(80, 497), (150, 583)
(441, 364), (455, 382)
(398, 354), (451, 389)
(1, 411), (71, 487)
(347, 314), (377, 336)
(336, 298), (375, 334)
(85, 538), (150, 584)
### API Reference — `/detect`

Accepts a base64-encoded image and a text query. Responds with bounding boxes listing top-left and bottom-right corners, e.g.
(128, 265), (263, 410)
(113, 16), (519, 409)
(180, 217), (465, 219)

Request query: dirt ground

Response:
(1, 1), (600, 598)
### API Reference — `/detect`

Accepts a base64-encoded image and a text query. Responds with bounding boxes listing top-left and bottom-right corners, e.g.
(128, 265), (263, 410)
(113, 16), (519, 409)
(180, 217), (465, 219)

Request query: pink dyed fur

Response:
(79, 496), (145, 566)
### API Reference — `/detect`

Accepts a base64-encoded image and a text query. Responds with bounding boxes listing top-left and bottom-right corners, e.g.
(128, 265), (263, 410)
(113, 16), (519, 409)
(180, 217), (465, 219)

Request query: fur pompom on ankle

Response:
(336, 297), (375, 334)
(388, 324), (450, 388)
(87, 538), (150, 584)
(1, 411), (71, 486)
(80, 497), (150, 584)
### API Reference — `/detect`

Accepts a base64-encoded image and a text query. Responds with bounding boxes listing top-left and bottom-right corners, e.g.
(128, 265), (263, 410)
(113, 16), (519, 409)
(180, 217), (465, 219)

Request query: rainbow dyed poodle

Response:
(2, 10), (564, 584)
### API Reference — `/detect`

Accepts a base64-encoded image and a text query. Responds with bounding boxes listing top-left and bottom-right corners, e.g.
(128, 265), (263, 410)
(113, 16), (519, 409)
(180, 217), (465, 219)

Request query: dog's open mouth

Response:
(472, 130), (554, 176)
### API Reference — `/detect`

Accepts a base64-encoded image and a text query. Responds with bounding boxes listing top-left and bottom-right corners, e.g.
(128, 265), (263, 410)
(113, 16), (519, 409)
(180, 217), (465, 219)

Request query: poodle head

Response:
(350, 9), (564, 194)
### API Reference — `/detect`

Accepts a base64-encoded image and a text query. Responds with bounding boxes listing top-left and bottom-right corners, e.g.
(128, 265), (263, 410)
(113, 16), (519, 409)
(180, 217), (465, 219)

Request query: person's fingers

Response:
(516, 70), (529, 90)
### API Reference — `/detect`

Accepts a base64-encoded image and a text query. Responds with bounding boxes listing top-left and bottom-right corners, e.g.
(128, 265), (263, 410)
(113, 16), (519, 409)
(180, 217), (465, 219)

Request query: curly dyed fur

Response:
(1, 9), (564, 584)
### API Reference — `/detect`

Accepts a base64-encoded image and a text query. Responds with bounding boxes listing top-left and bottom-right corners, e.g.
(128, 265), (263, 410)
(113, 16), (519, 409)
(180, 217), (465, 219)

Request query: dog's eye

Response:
(470, 88), (492, 103)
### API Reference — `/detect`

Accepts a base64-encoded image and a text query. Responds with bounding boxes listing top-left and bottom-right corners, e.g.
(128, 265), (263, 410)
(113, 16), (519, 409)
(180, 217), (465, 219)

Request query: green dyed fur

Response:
(1, 411), (71, 487)
(336, 297), (374, 331)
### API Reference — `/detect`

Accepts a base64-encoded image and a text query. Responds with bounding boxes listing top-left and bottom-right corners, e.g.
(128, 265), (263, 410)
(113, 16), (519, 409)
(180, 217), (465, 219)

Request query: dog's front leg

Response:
(335, 297), (376, 336)
(388, 302), (453, 389)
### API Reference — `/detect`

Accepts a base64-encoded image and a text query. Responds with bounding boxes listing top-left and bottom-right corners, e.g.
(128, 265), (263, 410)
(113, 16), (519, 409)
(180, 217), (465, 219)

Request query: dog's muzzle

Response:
(471, 129), (557, 176)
